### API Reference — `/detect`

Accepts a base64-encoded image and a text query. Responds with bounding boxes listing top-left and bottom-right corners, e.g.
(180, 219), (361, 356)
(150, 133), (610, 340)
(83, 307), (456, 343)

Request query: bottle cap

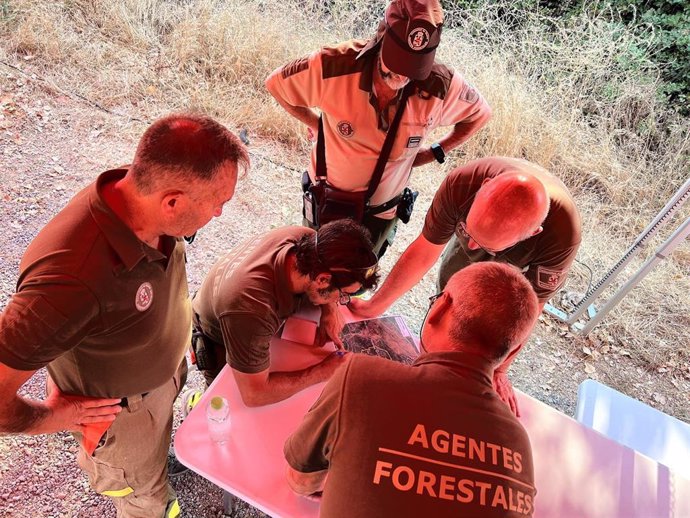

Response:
(210, 396), (225, 410)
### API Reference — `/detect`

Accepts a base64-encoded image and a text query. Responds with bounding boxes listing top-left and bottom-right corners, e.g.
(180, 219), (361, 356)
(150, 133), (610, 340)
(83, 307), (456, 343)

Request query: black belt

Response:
(366, 194), (403, 216)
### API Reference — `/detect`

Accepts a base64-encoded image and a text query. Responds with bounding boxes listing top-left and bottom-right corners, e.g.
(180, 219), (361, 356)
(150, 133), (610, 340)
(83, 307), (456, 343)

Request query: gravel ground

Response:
(1, 63), (687, 517)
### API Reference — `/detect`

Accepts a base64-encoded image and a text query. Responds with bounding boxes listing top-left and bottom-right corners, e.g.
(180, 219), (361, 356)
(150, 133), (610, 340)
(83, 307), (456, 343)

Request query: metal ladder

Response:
(544, 176), (690, 335)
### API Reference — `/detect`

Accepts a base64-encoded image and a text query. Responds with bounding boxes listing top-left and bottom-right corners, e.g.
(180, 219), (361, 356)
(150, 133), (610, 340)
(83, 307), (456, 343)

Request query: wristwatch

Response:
(430, 142), (445, 164)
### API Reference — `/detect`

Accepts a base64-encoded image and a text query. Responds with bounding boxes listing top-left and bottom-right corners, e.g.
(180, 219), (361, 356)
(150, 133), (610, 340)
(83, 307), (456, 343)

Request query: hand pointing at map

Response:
(316, 302), (345, 349)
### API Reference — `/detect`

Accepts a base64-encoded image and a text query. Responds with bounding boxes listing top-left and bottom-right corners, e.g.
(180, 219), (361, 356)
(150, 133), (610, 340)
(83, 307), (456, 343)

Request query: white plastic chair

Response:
(576, 379), (690, 480)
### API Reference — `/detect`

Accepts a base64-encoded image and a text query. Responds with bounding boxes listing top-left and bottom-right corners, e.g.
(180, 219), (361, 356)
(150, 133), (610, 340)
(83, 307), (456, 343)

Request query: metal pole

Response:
(565, 176), (690, 324)
(580, 216), (690, 335)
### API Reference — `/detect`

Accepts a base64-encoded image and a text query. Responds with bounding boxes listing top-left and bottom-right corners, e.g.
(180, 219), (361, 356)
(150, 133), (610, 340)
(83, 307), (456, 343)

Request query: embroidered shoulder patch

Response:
(459, 82), (479, 103)
(281, 57), (309, 79)
(536, 266), (564, 290)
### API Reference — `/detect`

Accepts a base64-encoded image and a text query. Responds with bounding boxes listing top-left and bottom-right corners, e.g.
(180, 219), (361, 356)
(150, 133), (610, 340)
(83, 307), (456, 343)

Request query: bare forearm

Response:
(414, 119), (491, 167)
(0, 397), (50, 434)
(439, 119), (486, 151)
(243, 364), (333, 407)
(265, 72), (319, 131)
(367, 237), (445, 313)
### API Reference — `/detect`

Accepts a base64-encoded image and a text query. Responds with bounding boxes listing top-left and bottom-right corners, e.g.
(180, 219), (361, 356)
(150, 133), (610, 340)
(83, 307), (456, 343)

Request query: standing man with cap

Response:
(350, 156), (581, 415)
(265, 0), (491, 256)
(0, 114), (249, 518)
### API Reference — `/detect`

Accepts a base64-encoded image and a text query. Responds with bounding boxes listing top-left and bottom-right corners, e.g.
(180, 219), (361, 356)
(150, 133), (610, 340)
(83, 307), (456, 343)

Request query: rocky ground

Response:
(0, 63), (687, 517)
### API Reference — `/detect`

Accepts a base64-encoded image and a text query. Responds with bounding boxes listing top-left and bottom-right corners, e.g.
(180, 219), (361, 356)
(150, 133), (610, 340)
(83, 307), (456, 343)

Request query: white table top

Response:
(174, 310), (690, 518)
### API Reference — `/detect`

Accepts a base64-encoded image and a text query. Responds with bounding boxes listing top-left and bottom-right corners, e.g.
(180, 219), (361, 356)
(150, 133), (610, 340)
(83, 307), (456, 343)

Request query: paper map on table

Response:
(341, 315), (418, 365)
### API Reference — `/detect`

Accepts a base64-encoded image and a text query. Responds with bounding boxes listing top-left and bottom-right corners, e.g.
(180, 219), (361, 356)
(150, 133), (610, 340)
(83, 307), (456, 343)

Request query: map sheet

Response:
(341, 315), (419, 365)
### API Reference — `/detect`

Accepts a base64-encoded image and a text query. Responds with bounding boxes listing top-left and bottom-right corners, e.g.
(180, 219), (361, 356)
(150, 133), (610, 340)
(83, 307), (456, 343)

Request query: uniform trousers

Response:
(74, 359), (188, 518)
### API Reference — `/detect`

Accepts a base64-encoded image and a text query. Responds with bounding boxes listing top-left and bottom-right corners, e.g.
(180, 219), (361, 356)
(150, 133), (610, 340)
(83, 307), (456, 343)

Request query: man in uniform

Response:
(284, 262), (540, 517)
(0, 114), (249, 518)
(265, 0), (491, 255)
(191, 219), (379, 406)
(351, 156), (582, 414)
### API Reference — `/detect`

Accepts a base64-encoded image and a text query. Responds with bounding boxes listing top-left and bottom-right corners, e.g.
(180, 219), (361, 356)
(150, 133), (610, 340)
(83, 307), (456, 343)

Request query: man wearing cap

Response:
(0, 114), (249, 517)
(350, 156), (581, 415)
(189, 219), (379, 407)
(265, 0), (491, 256)
(284, 262), (540, 517)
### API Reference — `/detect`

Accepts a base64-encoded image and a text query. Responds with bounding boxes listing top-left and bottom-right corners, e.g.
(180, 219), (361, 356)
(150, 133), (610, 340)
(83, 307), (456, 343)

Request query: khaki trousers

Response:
(74, 360), (188, 518)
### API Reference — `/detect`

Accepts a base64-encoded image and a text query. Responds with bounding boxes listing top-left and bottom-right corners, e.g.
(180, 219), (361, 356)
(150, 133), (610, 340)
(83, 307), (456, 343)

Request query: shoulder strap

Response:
(365, 82), (414, 201)
(316, 116), (327, 181)
(315, 81), (415, 193)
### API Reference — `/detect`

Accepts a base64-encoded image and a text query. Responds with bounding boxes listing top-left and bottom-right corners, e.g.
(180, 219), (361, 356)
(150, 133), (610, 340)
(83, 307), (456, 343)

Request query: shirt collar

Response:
(89, 168), (168, 272)
(413, 350), (495, 387)
(356, 44), (378, 93)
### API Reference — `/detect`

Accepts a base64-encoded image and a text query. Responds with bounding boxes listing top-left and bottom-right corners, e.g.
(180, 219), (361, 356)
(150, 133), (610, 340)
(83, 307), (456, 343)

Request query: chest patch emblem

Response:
(408, 27), (430, 50)
(135, 282), (154, 312)
(337, 121), (354, 138)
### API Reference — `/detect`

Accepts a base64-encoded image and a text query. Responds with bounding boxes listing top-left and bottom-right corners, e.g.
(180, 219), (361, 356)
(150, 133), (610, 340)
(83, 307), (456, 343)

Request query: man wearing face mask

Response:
(265, 0), (492, 257)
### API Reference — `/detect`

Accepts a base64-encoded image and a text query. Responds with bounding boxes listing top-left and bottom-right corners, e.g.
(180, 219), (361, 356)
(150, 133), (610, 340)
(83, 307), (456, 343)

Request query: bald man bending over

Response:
(350, 156), (581, 414)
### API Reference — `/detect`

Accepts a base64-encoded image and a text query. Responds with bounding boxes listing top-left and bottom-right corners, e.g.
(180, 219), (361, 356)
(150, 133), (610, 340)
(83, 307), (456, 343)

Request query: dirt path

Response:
(0, 65), (687, 517)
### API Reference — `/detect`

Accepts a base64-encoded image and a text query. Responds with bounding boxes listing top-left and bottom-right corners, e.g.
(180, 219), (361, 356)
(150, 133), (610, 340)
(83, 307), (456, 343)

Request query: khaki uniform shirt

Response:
(193, 226), (308, 374)
(286, 351), (536, 517)
(423, 157), (582, 302)
(0, 169), (191, 397)
(266, 39), (491, 218)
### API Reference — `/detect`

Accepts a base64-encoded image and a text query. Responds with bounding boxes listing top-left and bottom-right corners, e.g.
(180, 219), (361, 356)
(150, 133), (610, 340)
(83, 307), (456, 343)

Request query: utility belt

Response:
(302, 172), (418, 227)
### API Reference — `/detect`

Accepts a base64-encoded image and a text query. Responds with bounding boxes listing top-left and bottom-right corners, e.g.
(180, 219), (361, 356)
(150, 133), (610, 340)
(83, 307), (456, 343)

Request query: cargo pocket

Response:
(91, 458), (134, 498)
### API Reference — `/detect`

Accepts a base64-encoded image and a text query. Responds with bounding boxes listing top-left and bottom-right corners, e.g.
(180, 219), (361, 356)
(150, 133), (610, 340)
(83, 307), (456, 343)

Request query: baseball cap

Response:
(380, 0), (443, 81)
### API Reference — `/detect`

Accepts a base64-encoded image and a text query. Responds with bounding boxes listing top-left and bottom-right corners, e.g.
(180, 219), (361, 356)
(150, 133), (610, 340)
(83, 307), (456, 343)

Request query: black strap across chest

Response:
(315, 82), (414, 204)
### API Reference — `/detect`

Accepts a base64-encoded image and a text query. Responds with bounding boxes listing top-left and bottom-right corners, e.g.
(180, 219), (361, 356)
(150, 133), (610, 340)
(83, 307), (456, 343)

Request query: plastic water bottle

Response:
(206, 396), (231, 443)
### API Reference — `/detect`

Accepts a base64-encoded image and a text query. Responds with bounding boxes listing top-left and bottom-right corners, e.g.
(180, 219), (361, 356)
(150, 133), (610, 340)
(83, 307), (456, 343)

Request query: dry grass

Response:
(1, 0), (688, 385)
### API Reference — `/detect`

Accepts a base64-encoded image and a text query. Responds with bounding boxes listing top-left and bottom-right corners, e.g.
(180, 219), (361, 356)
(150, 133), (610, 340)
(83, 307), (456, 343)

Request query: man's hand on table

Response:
(316, 302), (344, 348)
(493, 371), (520, 417)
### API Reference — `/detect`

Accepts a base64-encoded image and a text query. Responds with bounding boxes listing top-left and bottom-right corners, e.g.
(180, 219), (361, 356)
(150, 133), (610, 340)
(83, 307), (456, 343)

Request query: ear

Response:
(530, 225), (544, 237)
(314, 272), (332, 288)
(160, 191), (185, 216)
(426, 293), (452, 327)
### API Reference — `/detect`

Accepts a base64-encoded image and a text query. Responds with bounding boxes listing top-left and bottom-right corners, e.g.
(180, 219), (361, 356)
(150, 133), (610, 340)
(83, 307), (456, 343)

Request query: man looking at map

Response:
(190, 220), (379, 407)
(284, 262), (540, 517)
(350, 156), (581, 414)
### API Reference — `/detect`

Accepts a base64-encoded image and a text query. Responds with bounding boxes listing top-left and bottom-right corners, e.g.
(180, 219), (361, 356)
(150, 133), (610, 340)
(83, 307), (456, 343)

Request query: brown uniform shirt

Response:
(286, 351), (536, 517)
(192, 226), (309, 374)
(423, 157), (582, 302)
(0, 169), (191, 397)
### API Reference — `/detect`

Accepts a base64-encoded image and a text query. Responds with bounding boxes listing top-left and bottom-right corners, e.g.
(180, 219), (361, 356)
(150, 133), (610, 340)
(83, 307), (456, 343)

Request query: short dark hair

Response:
(294, 219), (379, 291)
(446, 263), (539, 360)
(130, 113), (250, 193)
